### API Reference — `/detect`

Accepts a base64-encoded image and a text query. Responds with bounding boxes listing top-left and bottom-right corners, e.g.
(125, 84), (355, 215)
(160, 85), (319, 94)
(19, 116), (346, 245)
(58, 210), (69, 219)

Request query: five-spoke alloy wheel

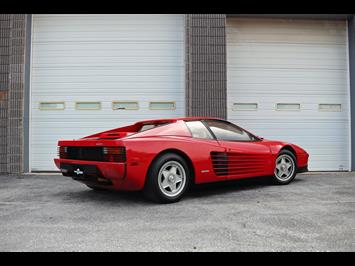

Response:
(144, 153), (191, 203)
(158, 161), (186, 198)
(272, 150), (297, 185)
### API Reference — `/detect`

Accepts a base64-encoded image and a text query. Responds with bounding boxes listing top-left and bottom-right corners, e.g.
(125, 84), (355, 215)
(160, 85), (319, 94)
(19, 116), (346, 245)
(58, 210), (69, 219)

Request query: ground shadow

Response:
(53, 175), (305, 205)
(187, 175), (304, 199)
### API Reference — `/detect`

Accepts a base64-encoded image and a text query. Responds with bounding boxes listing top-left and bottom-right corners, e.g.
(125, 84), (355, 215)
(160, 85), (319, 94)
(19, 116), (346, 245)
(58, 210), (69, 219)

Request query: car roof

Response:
(136, 116), (225, 125)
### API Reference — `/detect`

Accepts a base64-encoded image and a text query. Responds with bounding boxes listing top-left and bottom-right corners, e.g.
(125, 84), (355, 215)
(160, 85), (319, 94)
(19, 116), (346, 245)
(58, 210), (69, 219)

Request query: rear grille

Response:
(58, 146), (126, 162)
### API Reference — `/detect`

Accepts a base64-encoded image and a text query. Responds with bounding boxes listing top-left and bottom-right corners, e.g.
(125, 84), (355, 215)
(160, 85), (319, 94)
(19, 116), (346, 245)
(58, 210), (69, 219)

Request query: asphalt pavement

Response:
(0, 172), (354, 251)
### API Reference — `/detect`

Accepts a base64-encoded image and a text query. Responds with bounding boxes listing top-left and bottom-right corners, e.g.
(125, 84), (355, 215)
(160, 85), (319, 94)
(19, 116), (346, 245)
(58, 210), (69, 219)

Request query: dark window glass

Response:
(204, 120), (256, 142)
(138, 123), (170, 132)
(185, 121), (213, 140)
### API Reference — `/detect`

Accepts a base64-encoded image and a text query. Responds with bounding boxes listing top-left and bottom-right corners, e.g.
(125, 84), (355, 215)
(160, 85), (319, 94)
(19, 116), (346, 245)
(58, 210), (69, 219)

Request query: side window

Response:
(204, 120), (255, 142)
(185, 121), (213, 140)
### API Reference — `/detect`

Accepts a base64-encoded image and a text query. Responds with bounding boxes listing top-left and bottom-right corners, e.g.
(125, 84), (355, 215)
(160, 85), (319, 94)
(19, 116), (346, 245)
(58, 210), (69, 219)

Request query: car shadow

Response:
(187, 176), (304, 200)
(58, 188), (151, 205)
(54, 176), (305, 205)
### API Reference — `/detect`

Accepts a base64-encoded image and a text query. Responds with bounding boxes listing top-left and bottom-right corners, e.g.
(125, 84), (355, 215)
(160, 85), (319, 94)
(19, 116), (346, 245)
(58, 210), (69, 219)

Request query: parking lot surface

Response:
(0, 172), (354, 251)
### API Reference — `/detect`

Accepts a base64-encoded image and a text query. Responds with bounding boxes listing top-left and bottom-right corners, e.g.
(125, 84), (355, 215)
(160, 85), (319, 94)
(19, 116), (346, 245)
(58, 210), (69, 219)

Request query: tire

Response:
(143, 153), (191, 204)
(271, 150), (297, 185)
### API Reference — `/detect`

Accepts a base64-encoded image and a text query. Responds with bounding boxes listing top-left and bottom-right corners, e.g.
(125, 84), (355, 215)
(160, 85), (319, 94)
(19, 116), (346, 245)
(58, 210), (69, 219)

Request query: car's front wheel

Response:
(144, 153), (191, 203)
(272, 150), (297, 185)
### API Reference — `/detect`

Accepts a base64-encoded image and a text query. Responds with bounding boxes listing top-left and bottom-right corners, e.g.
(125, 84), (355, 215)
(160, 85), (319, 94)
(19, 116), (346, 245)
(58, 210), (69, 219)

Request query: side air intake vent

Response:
(211, 152), (228, 176)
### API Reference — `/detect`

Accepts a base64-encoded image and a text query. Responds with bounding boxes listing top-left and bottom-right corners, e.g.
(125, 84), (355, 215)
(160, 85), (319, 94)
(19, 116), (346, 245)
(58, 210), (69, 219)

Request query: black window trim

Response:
(200, 120), (218, 140)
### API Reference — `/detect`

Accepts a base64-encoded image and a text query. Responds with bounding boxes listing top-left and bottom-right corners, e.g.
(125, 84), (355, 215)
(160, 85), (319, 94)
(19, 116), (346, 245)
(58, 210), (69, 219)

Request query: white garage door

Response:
(30, 14), (185, 171)
(227, 18), (350, 171)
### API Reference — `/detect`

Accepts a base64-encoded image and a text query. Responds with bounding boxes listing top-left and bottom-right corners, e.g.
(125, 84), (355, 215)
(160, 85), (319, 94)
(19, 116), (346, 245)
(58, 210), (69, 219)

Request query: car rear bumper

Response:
(54, 158), (127, 188)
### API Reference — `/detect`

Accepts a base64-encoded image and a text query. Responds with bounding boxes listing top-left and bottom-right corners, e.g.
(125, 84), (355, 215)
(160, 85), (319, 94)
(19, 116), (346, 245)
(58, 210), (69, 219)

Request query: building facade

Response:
(0, 14), (354, 173)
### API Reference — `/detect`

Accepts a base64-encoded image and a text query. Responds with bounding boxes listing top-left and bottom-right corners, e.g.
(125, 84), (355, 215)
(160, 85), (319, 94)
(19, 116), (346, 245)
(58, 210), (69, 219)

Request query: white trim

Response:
(346, 19), (352, 172)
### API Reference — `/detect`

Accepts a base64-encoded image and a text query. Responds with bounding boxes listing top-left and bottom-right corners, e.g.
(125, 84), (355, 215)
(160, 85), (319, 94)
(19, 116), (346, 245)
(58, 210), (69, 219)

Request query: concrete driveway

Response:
(0, 172), (354, 251)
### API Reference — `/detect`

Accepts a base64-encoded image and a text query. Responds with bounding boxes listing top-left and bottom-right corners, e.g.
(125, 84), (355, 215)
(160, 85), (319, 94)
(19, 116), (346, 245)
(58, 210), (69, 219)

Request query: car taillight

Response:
(103, 147), (126, 162)
(58, 146), (68, 159)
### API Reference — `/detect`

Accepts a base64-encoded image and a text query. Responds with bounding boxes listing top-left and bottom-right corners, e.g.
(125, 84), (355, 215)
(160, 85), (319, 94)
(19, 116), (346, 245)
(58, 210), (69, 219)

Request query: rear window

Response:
(138, 122), (171, 132)
(185, 121), (213, 140)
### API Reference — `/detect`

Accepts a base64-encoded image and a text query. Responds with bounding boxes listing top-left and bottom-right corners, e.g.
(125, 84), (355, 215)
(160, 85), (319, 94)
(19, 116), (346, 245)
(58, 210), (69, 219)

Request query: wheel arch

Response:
(146, 148), (196, 185)
(280, 145), (298, 167)
(280, 145), (297, 157)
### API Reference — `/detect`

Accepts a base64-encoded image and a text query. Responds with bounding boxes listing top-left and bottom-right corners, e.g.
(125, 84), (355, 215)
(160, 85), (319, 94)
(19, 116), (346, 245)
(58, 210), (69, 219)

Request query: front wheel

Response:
(271, 150), (297, 185)
(143, 153), (191, 204)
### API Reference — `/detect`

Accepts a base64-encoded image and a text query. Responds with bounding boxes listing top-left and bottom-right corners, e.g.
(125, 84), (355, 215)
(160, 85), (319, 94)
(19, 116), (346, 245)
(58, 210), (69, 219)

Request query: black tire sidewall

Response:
(272, 150), (297, 185)
(144, 153), (191, 203)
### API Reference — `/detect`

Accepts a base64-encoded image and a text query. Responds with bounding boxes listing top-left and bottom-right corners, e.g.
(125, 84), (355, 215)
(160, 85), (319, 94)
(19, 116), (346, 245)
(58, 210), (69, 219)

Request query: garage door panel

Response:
(32, 82), (182, 90)
(228, 112), (348, 120)
(228, 57), (346, 70)
(32, 75), (183, 84)
(227, 19), (346, 45)
(227, 33), (346, 45)
(227, 43), (346, 56)
(227, 84), (348, 95)
(33, 14), (183, 24)
(227, 18), (349, 171)
(31, 14), (185, 171)
(32, 57), (183, 66)
(33, 49), (184, 58)
(31, 68), (184, 77)
(229, 69), (347, 81)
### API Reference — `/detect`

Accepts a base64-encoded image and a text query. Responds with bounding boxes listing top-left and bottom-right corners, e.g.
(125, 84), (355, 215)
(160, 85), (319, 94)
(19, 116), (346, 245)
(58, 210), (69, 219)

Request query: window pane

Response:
(185, 121), (213, 140)
(138, 122), (171, 132)
(76, 102), (101, 110)
(276, 103), (300, 111)
(319, 104), (341, 112)
(149, 102), (175, 110)
(205, 120), (253, 141)
(39, 102), (65, 110)
(113, 101), (139, 110)
(233, 103), (258, 111)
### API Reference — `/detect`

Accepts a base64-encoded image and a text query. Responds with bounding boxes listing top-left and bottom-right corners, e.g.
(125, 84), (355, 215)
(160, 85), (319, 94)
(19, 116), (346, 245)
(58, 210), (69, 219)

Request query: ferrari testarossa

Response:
(54, 117), (309, 203)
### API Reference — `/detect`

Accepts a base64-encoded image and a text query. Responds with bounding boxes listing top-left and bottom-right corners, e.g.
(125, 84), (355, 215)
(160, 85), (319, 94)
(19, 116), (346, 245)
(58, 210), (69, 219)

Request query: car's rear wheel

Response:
(144, 153), (191, 203)
(272, 150), (297, 185)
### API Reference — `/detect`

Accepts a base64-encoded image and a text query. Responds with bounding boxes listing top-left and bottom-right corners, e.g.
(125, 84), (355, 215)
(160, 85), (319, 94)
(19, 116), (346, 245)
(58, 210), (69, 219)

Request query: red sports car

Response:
(54, 117), (309, 203)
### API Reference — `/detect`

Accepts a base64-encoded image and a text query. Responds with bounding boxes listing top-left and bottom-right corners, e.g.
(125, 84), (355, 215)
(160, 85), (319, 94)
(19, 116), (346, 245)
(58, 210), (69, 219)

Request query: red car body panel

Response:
(54, 117), (309, 191)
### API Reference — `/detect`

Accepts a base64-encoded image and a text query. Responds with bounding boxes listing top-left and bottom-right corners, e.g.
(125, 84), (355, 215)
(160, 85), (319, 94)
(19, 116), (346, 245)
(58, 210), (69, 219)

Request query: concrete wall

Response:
(0, 14), (27, 173)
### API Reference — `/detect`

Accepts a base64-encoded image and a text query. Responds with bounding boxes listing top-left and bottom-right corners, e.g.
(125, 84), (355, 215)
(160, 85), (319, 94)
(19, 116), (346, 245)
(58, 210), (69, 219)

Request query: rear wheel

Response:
(143, 153), (191, 203)
(271, 150), (297, 185)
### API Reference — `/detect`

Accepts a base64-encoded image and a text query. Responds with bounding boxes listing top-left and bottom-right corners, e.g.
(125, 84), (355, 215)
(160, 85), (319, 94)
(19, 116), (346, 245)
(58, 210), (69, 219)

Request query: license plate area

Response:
(60, 163), (112, 185)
